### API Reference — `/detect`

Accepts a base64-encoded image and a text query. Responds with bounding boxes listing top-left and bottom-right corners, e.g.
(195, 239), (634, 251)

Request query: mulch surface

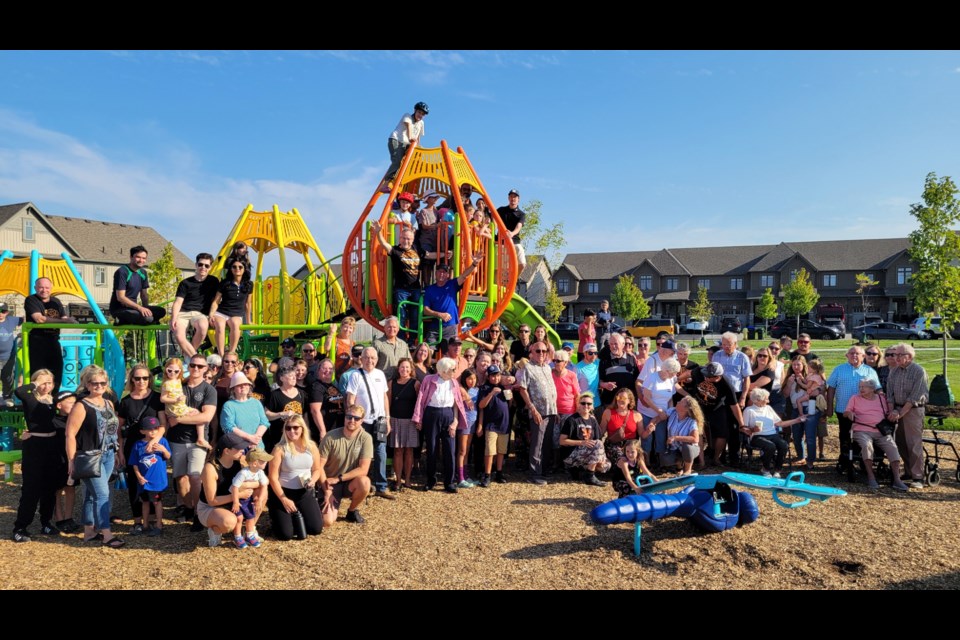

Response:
(2, 427), (959, 590)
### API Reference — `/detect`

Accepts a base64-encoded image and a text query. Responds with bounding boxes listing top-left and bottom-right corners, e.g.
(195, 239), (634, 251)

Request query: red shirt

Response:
(578, 321), (596, 347)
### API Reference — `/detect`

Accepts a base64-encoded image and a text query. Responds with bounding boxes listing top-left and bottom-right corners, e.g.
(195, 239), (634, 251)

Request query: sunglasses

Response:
(133, 376), (150, 382)
(579, 401), (593, 406)
(301, 348), (315, 353)
(196, 263), (211, 269)
(757, 354), (769, 358)
(188, 363), (207, 369)
(798, 340), (810, 344)
(165, 369), (181, 375)
(224, 360), (238, 365)
(866, 352), (880, 357)
(533, 349), (549, 354)
(885, 353), (895, 358)
(243, 365), (257, 370)
(284, 425), (302, 431)
(770, 347), (781, 352)
(344, 415), (363, 422)
(552, 359), (564, 364)
(88, 381), (108, 388)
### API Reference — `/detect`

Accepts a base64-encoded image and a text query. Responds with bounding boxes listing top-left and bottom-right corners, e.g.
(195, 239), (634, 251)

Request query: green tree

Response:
(782, 268), (819, 338)
(855, 272), (880, 318)
(908, 172), (960, 377)
(756, 287), (778, 330)
(543, 282), (565, 324)
(147, 242), (182, 312)
(610, 275), (650, 324)
(516, 200), (566, 268)
(687, 285), (714, 332)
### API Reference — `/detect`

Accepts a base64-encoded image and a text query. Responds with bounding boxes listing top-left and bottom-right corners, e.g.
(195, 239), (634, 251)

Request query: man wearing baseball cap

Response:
(677, 361), (745, 467)
(0, 302), (23, 405)
(422, 255), (483, 343)
(496, 189), (527, 272)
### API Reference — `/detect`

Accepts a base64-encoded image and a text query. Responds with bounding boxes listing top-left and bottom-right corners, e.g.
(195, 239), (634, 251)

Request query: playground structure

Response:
(342, 141), (561, 348)
(212, 204), (346, 337)
(590, 472), (847, 556)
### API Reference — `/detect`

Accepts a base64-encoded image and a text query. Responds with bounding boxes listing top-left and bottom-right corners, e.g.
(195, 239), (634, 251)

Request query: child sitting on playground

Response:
(791, 358), (826, 417)
(612, 440), (657, 498)
(159, 358), (210, 450)
(130, 416), (170, 536)
(230, 449), (271, 549)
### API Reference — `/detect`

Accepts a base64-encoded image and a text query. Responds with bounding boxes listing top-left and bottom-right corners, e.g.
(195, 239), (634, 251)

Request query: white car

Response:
(685, 320), (709, 332)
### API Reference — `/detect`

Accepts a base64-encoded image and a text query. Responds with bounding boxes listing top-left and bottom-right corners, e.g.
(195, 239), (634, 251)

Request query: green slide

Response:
(499, 294), (562, 350)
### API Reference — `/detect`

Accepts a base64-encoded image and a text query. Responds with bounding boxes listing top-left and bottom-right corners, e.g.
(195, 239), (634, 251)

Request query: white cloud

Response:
(0, 109), (377, 274)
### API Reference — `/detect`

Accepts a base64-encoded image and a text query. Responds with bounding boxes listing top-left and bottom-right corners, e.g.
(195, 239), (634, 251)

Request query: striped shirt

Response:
(887, 362), (928, 408)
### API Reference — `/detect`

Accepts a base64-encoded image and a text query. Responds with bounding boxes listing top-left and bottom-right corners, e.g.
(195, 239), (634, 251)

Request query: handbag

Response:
(72, 447), (104, 479)
(359, 369), (388, 442)
(875, 395), (896, 437)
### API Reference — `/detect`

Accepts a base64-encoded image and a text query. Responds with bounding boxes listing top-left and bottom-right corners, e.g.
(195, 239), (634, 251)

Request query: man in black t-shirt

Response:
(510, 324), (533, 362)
(109, 245), (167, 326)
(371, 220), (423, 343)
(309, 358), (343, 438)
(496, 188), (527, 272)
(679, 362), (746, 467)
(170, 252), (219, 357)
(598, 333), (640, 407)
(24, 277), (76, 393)
(165, 354), (218, 524)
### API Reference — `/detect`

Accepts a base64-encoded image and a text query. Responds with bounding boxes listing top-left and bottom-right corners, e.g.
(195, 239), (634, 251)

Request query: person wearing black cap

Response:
(197, 432), (249, 547)
(477, 365), (510, 487)
(496, 189), (527, 272)
(270, 337), (298, 376)
(677, 362), (745, 467)
(422, 254), (483, 343)
(385, 102), (428, 185)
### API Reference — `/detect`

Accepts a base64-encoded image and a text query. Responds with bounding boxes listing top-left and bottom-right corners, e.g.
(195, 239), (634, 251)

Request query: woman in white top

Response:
(267, 415), (324, 540)
(741, 388), (804, 478)
(640, 358), (682, 461)
(767, 341), (787, 416)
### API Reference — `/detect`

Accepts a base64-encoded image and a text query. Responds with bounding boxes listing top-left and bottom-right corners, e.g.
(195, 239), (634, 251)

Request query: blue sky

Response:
(2, 50), (958, 269)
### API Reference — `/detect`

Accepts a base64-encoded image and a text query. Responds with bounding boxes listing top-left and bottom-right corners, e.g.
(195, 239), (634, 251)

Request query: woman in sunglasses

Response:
(209, 257), (252, 357)
(267, 415), (324, 540)
(65, 365), (124, 547)
(466, 322), (506, 353)
(117, 364), (165, 534)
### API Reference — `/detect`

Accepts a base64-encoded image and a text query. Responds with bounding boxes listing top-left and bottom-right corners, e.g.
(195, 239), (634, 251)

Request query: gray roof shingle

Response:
(43, 214), (195, 270)
(561, 251), (657, 280)
(0, 202), (30, 228)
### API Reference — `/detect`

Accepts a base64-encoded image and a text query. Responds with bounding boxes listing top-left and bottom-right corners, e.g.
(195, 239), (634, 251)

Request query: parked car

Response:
(910, 316), (947, 338)
(685, 320), (709, 333)
(820, 319), (846, 336)
(626, 317), (676, 340)
(720, 318), (742, 333)
(854, 322), (928, 342)
(767, 319), (843, 340)
(551, 322), (580, 340)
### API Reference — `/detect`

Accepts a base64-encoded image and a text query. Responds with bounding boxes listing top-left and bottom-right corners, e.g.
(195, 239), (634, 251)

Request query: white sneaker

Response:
(761, 470), (772, 478)
(773, 472), (782, 479)
(207, 528), (222, 547)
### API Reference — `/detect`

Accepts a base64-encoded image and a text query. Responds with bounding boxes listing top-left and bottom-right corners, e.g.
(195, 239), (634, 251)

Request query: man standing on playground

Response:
(422, 256), (483, 343)
(109, 245), (166, 326)
(0, 302), (23, 405)
(385, 102), (428, 187)
(370, 220), (422, 343)
(170, 252), (219, 358)
(496, 189), (527, 273)
(24, 277), (76, 392)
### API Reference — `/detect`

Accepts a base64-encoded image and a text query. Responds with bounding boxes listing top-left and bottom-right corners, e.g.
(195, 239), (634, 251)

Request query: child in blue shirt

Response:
(130, 416), (170, 537)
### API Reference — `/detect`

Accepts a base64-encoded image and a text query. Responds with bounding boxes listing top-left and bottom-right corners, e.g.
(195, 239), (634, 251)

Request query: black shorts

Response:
(139, 491), (163, 503)
(706, 409), (730, 439)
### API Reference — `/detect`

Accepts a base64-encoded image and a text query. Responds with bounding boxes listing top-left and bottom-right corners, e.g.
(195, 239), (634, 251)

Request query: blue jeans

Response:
(640, 414), (667, 456)
(363, 422), (388, 493)
(792, 410), (820, 463)
(395, 288), (421, 340)
(81, 448), (115, 530)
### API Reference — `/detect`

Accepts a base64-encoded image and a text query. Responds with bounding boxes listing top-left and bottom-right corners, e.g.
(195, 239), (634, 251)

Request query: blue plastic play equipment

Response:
(590, 471), (847, 556)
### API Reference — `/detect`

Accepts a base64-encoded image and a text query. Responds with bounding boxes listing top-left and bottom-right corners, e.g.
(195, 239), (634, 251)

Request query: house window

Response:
(790, 270), (799, 283)
(639, 275), (653, 291)
(22, 219), (34, 242)
(587, 282), (599, 294)
(897, 267), (912, 285)
(730, 278), (743, 290)
(557, 277), (569, 294)
(697, 278), (710, 290)
(760, 274), (774, 288)
(822, 274), (837, 287)
(864, 272), (874, 282)
(665, 278), (679, 291)
(95, 266), (106, 286)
